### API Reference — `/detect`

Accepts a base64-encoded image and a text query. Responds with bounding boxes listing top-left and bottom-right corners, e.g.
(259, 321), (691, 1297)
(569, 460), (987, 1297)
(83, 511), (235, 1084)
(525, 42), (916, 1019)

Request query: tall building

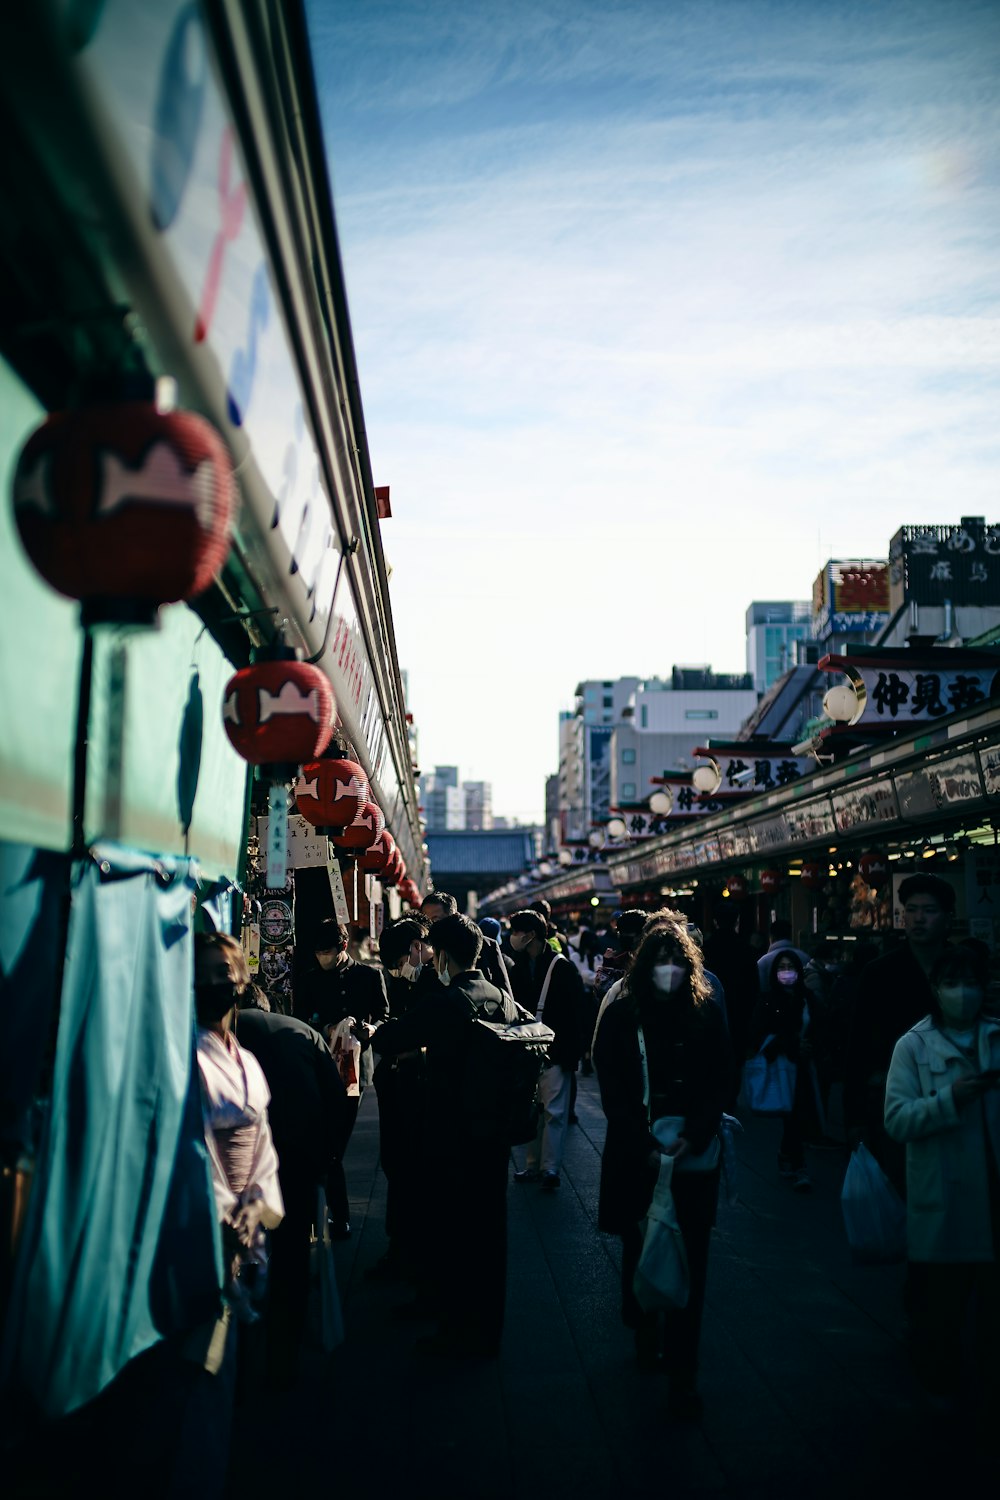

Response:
(463, 780), (493, 831)
(609, 668), (758, 811)
(558, 670), (757, 835)
(422, 765), (464, 832)
(745, 602), (814, 695)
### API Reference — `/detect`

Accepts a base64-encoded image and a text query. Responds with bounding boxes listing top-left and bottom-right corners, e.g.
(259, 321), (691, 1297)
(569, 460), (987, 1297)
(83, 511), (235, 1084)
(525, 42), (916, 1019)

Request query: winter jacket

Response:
(884, 1015), (1000, 1262)
(593, 993), (730, 1235)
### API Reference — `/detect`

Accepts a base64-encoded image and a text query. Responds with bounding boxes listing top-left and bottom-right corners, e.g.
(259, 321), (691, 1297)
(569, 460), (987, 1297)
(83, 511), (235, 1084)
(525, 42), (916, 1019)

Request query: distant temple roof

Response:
(425, 829), (538, 877)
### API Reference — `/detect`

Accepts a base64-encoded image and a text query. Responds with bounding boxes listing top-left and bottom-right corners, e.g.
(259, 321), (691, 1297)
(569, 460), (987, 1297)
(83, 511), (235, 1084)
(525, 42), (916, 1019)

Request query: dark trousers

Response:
(265, 1169), (317, 1388)
(326, 1093), (361, 1227)
(778, 1065), (813, 1169)
(431, 1138), (509, 1352)
(621, 1167), (720, 1388)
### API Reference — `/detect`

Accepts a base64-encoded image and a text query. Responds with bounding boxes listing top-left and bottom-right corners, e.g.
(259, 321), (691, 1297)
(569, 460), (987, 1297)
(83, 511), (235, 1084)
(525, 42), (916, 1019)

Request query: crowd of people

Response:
(182, 873), (998, 1458)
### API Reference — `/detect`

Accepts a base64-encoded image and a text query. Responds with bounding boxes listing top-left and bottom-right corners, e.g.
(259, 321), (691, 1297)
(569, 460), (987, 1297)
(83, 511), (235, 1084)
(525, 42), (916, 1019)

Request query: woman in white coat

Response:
(884, 947), (1000, 1403)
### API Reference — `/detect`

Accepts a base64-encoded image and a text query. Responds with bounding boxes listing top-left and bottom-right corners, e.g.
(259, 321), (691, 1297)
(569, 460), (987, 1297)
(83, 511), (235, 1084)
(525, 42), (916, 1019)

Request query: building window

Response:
(684, 709), (719, 720)
(622, 748), (636, 764)
(602, 695), (613, 709)
(640, 706), (648, 728)
(622, 782), (636, 800)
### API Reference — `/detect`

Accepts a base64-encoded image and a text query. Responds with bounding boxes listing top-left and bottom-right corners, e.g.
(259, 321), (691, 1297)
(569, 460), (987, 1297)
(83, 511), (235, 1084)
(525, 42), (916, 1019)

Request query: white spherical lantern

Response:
(823, 682), (860, 723)
(692, 761), (720, 795)
(588, 829), (605, 849)
(557, 848), (573, 866)
(649, 790), (672, 816)
(606, 817), (627, 839)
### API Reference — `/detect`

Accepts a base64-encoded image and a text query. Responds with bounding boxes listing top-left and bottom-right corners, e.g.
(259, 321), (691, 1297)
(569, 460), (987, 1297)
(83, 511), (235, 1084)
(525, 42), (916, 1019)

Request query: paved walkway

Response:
(228, 1075), (983, 1499)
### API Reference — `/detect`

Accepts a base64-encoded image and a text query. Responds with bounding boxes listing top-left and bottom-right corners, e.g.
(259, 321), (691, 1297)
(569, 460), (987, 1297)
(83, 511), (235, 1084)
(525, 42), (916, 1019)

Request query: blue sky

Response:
(307, 0), (1000, 825)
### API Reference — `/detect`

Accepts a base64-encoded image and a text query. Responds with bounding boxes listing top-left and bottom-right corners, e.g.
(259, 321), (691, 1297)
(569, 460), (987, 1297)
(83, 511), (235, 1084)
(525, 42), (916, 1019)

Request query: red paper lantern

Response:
(383, 851), (405, 887)
(858, 851), (889, 885)
(13, 401), (235, 625)
(358, 830), (397, 875)
(331, 800), (385, 852)
(223, 659), (334, 768)
(760, 869), (782, 895)
(726, 875), (748, 900)
(399, 878), (420, 906)
(800, 861), (826, 891)
(296, 756), (368, 829)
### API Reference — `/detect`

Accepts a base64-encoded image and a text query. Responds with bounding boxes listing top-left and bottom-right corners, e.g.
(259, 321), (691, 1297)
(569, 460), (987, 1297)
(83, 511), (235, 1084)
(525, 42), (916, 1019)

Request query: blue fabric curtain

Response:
(1, 844), (221, 1420)
(0, 843), (65, 1159)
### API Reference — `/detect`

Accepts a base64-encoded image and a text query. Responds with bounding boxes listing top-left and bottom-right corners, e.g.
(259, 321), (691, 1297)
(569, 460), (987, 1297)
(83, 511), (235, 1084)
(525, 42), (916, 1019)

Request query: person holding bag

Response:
(747, 950), (813, 1192)
(593, 915), (732, 1420)
(884, 947), (1000, 1412)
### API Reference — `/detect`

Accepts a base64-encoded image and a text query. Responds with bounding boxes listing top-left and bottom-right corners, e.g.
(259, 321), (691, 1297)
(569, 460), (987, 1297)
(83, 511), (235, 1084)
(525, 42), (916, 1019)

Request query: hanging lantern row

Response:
(13, 400), (236, 627)
(10, 398), (427, 899)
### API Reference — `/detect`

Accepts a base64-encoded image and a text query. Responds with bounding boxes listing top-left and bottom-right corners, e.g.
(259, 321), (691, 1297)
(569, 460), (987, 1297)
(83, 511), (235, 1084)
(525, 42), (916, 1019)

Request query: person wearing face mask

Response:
(301, 918), (389, 1238)
(747, 950), (814, 1191)
(366, 917), (434, 1282)
(193, 934), (285, 1307)
(845, 873), (956, 1191)
(593, 917), (732, 1419)
(884, 947), (1000, 1413)
(508, 908), (586, 1190)
(371, 914), (517, 1355)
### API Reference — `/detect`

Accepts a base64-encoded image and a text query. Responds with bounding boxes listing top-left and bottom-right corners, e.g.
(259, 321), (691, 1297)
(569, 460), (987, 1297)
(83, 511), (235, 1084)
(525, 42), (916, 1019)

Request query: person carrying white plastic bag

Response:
(840, 1142), (906, 1264)
(634, 1151), (689, 1312)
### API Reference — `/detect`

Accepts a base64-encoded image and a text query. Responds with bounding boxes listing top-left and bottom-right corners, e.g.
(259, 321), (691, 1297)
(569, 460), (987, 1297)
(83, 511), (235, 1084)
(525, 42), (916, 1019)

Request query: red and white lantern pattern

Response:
(800, 861), (826, 891)
(13, 401), (235, 621)
(858, 851), (889, 886)
(296, 756), (368, 828)
(760, 869), (782, 895)
(358, 830), (396, 875)
(331, 799), (385, 852)
(223, 660), (334, 767)
(726, 875), (748, 900)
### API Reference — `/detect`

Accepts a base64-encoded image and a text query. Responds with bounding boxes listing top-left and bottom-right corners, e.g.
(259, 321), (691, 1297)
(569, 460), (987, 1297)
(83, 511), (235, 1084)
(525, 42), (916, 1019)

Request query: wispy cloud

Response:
(307, 0), (1000, 819)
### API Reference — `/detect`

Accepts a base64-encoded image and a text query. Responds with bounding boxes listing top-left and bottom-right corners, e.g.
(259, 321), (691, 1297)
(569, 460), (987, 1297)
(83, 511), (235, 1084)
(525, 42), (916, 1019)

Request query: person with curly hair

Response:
(593, 917), (732, 1419)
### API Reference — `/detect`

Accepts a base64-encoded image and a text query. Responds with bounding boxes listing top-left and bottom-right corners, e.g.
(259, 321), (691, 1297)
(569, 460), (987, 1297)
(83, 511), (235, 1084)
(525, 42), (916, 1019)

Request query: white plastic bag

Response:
(743, 1035), (797, 1114)
(840, 1143), (906, 1265)
(330, 1018), (362, 1097)
(633, 1155), (690, 1312)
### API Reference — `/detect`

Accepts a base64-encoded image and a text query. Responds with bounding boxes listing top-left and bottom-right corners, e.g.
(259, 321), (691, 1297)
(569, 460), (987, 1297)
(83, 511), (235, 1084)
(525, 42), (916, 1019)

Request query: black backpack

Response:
(464, 998), (555, 1146)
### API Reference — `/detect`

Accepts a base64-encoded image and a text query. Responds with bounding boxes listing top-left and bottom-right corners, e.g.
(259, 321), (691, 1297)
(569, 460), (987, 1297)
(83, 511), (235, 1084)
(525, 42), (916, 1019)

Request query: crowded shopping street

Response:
(3, 3), (1000, 1497)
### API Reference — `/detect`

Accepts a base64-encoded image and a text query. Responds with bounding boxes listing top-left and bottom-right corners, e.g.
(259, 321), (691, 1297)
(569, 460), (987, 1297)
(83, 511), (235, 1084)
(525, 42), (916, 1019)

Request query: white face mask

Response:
(651, 962), (685, 994)
(775, 969), (798, 987)
(436, 957), (452, 987)
(937, 984), (983, 1027)
(400, 959), (422, 982)
(510, 932), (532, 953)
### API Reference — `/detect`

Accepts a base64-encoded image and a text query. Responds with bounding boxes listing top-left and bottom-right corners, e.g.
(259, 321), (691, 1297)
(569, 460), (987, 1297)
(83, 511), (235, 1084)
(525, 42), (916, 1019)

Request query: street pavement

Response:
(228, 1074), (989, 1499)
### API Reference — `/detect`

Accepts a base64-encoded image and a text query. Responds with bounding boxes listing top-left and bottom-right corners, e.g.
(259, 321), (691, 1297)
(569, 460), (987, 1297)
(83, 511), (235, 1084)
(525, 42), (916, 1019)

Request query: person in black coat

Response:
(594, 916), (731, 1418)
(420, 890), (513, 997)
(369, 915), (432, 1280)
(508, 907), (585, 1190)
(235, 997), (348, 1387)
(297, 918), (389, 1236)
(747, 949), (814, 1191)
(372, 913), (517, 1358)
